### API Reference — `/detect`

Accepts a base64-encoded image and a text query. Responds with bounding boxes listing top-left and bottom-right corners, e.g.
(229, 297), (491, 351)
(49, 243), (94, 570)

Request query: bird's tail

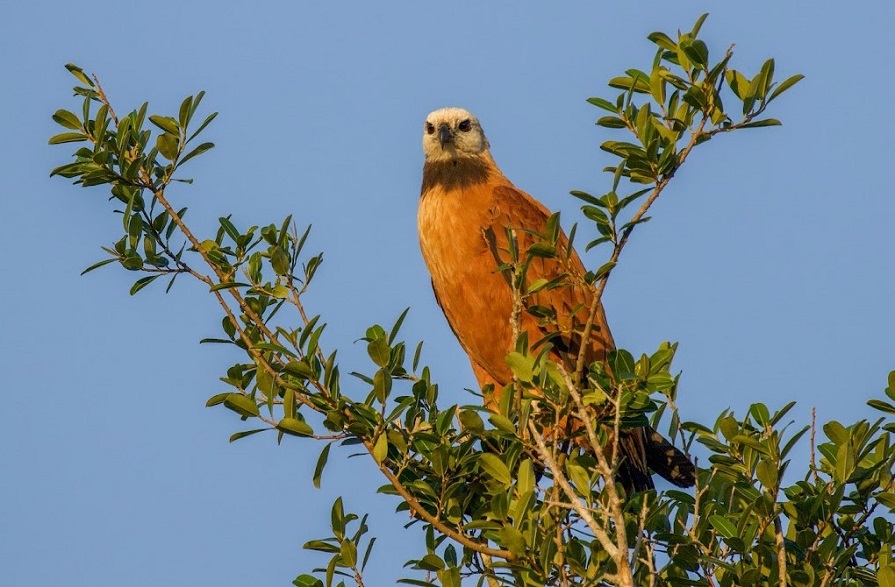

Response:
(644, 427), (696, 488)
(617, 427), (696, 493)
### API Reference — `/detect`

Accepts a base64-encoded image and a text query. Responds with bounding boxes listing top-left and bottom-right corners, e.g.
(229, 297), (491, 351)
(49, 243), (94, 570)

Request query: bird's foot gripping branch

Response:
(50, 14), (895, 587)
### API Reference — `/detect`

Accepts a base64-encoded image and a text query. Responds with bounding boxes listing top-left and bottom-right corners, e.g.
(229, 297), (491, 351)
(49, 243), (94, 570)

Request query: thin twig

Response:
(526, 421), (621, 562)
(810, 407), (819, 482)
(92, 74), (118, 124)
(774, 516), (788, 587)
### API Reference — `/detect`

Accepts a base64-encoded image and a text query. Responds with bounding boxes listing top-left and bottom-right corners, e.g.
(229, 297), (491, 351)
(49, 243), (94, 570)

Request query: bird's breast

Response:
(418, 186), (489, 282)
(418, 183), (516, 376)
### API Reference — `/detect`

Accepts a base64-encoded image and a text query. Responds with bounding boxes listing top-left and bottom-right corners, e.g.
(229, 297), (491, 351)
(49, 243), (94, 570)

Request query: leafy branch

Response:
(571, 14), (803, 382)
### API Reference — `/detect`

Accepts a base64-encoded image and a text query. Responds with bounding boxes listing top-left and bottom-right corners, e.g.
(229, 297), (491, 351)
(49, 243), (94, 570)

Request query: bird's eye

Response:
(458, 119), (472, 132)
(425, 122), (435, 135)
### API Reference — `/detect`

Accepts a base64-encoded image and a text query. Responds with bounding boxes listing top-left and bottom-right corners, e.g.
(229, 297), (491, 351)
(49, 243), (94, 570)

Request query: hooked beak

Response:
(437, 124), (453, 147)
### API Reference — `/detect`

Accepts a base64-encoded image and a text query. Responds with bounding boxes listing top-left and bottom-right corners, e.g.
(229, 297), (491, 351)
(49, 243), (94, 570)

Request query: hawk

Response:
(417, 107), (695, 492)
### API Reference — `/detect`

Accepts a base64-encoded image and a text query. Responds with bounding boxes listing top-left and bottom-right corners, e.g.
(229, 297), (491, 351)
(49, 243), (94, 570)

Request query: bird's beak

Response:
(438, 124), (453, 147)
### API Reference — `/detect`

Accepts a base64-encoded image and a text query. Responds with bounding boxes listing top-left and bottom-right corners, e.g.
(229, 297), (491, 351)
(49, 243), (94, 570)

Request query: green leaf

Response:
(373, 368), (392, 402)
(756, 460), (778, 489)
(223, 393), (259, 417)
(372, 433), (388, 464)
(479, 454), (512, 488)
(823, 421), (849, 445)
(178, 95), (193, 128)
(205, 392), (229, 407)
(732, 434), (771, 455)
(769, 400), (797, 426)
(582, 388), (607, 406)
(361, 536), (376, 571)
(388, 307), (410, 344)
(585, 237), (611, 252)
(749, 403), (770, 426)
(647, 32), (676, 51)
(768, 74), (805, 102)
(709, 515), (737, 539)
(48, 132), (87, 145)
(417, 553), (444, 571)
(367, 337), (390, 368)
(129, 275), (160, 295)
(586, 97), (617, 112)
(80, 258), (117, 275)
(566, 462), (592, 494)
(690, 13), (709, 37)
(121, 254), (143, 271)
(293, 574), (324, 587)
(157, 133), (179, 160)
(835, 441), (856, 484)
(277, 417), (314, 437)
(879, 566), (895, 587)
(682, 86), (707, 109)
(681, 39), (709, 68)
(758, 58), (776, 99)
(209, 282), (249, 292)
(505, 352), (533, 383)
(596, 116), (627, 129)
(726, 69), (751, 100)
(867, 399), (895, 415)
(436, 567), (460, 587)
(876, 492), (895, 511)
(330, 497), (345, 537)
(517, 459), (535, 494)
(780, 425), (809, 460)
(489, 414), (516, 436)
(313, 443), (331, 488)
(525, 278), (549, 295)
(340, 539), (357, 568)
(649, 67), (667, 105)
(593, 261), (616, 280)
(304, 539), (339, 553)
(283, 388), (295, 419)
(187, 111), (218, 143)
(180, 142), (214, 166)
(497, 525), (527, 555)
(218, 215), (240, 241)
(52, 109), (82, 130)
(284, 360), (315, 379)
(739, 118), (782, 129)
(570, 190), (600, 205)
(270, 246), (291, 275)
(527, 242), (556, 258)
(49, 161), (88, 178)
(188, 91), (205, 122)
(229, 428), (268, 443)
(148, 115), (180, 135)
(459, 409), (485, 434)
(608, 75), (650, 94)
(64, 63), (94, 87)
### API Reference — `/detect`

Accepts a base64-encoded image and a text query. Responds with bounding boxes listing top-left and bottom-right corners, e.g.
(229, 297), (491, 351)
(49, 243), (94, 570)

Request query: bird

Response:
(417, 106), (695, 492)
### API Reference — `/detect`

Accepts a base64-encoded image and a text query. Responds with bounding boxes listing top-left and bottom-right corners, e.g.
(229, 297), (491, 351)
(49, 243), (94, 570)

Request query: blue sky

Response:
(2, 2), (894, 585)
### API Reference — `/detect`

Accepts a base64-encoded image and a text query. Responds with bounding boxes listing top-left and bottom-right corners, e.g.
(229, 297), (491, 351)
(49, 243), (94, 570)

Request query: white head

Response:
(422, 107), (490, 162)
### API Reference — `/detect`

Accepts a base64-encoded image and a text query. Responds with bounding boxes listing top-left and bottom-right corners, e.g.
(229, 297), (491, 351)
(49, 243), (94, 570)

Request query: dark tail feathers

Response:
(617, 426), (696, 493)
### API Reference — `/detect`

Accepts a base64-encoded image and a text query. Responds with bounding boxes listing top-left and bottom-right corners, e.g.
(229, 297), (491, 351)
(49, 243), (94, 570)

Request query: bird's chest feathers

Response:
(418, 186), (495, 286)
(419, 182), (516, 331)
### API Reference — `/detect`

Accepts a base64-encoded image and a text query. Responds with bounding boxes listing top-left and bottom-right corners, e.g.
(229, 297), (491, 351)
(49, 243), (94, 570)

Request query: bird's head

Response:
(422, 107), (490, 162)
